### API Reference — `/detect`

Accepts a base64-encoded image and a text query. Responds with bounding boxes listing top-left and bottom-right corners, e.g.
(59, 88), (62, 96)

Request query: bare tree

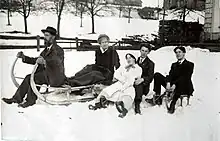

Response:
(74, 0), (79, 16)
(80, 0), (108, 34)
(115, 0), (134, 23)
(54, 0), (65, 38)
(15, 0), (32, 34)
(125, 0), (133, 23)
(79, 3), (86, 27)
(7, 0), (12, 26)
(116, 0), (126, 18)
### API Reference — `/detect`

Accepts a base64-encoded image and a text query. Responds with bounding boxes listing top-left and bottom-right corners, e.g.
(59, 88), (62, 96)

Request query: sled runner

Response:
(147, 91), (190, 110)
(11, 56), (97, 105)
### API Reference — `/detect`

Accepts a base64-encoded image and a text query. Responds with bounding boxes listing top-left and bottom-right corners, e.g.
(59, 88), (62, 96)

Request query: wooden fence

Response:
(0, 34), (143, 51)
(0, 35), (220, 52)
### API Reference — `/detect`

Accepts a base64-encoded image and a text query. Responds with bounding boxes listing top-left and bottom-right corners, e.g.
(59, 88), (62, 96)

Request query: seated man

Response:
(134, 43), (155, 114)
(150, 46), (194, 114)
(67, 34), (120, 87)
(2, 26), (66, 108)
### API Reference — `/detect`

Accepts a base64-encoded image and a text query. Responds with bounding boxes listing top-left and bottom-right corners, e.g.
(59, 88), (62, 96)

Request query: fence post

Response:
(36, 35), (40, 52)
(76, 37), (79, 50)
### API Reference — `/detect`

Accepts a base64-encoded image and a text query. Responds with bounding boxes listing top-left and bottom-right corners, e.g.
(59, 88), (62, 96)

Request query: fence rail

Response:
(0, 35), (220, 52)
(0, 34), (139, 51)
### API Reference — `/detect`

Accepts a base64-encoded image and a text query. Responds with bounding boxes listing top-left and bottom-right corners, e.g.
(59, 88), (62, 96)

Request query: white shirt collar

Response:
(47, 44), (53, 50)
(178, 59), (185, 64)
(140, 56), (146, 63)
(100, 47), (107, 53)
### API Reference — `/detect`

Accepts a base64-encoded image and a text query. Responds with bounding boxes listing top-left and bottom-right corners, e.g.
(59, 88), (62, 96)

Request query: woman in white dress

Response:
(89, 53), (142, 118)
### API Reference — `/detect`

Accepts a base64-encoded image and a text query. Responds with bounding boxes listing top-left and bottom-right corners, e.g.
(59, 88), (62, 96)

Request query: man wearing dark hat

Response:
(150, 46), (194, 114)
(134, 43), (155, 114)
(2, 26), (66, 108)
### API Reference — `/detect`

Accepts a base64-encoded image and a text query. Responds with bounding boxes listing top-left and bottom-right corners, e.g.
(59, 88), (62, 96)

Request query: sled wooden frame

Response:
(11, 57), (95, 105)
(156, 91), (190, 110)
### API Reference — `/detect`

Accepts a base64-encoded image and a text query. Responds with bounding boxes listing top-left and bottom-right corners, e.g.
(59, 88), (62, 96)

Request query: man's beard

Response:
(44, 40), (52, 47)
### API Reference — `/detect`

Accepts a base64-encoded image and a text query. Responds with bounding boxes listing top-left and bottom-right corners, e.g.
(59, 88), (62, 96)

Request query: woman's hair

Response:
(125, 53), (137, 64)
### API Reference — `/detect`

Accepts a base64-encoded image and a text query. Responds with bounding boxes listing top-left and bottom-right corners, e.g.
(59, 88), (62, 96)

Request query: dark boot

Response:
(116, 101), (128, 118)
(155, 95), (163, 105)
(2, 98), (21, 104)
(18, 101), (36, 108)
(134, 102), (141, 115)
(88, 102), (102, 110)
(145, 98), (155, 105)
(100, 96), (108, 108)
(88, 96), (108, 110)
(167, 101), (175, 114)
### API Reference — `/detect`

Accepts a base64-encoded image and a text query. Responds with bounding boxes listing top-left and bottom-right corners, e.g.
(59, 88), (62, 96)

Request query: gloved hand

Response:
(17, 51), (24, 59)
(36, 56), (46, 65)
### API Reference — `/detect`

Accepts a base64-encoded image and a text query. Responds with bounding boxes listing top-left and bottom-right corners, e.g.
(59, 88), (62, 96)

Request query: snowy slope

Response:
(0, 12), (159, 44)
(1, 46), (220, 141)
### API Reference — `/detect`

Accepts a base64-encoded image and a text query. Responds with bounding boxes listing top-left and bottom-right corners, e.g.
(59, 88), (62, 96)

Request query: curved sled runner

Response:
(11, 57), (96, 106)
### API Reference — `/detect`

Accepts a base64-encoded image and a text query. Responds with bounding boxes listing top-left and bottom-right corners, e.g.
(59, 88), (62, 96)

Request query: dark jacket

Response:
(167, 59), (194, 95)
(22, 43), (66, 86)
(95, 47), (120, 80)
(137, 56), (155, 93)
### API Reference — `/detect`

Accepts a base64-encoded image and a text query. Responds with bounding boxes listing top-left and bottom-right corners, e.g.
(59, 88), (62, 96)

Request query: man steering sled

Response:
(2, 26), (66, 108)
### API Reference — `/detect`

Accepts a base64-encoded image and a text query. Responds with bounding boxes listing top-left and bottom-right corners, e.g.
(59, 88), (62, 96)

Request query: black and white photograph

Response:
(0, 0), (220, 140)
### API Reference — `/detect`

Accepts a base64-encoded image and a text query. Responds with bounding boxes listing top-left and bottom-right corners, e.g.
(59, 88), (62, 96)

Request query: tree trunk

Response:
(7, 9), (11, 26)
(80, 10), (83, 27)
(161, 0), (166, 45)
(182, 0), (186, 42)
(128, 7), (131, 23)
(56, 0), (65, 38)
(7, 0), (11, 26)
(91, 13), (95, 34)
(24, 15), (28, 34)
(119, 6), (122, 18)
(57, 15), (61, 38)
(75, 0), (78, 16)
(22, 4), (28, 34)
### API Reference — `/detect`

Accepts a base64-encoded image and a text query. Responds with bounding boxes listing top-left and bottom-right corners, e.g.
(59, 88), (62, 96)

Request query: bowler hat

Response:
(41, 26), (57, 36)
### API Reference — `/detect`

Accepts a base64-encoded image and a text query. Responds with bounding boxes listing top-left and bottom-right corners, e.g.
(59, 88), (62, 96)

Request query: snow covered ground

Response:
(1, 46), (220, 141)
(0, 12), (159, 44)
(0, 6), (218, 141)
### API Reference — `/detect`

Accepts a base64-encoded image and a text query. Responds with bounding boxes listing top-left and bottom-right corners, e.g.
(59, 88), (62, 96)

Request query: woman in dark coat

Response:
(67, 34), (120, 86)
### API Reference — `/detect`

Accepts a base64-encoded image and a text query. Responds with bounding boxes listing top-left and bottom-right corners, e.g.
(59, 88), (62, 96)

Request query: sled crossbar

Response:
(35, 84), (94, 91)
(15, 76), (25, 80)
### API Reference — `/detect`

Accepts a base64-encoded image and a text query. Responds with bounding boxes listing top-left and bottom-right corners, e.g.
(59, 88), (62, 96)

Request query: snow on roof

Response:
(162, 9), (205, 24)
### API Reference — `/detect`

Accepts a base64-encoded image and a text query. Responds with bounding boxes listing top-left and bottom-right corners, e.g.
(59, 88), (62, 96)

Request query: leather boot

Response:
(134, 102), (141, 115)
